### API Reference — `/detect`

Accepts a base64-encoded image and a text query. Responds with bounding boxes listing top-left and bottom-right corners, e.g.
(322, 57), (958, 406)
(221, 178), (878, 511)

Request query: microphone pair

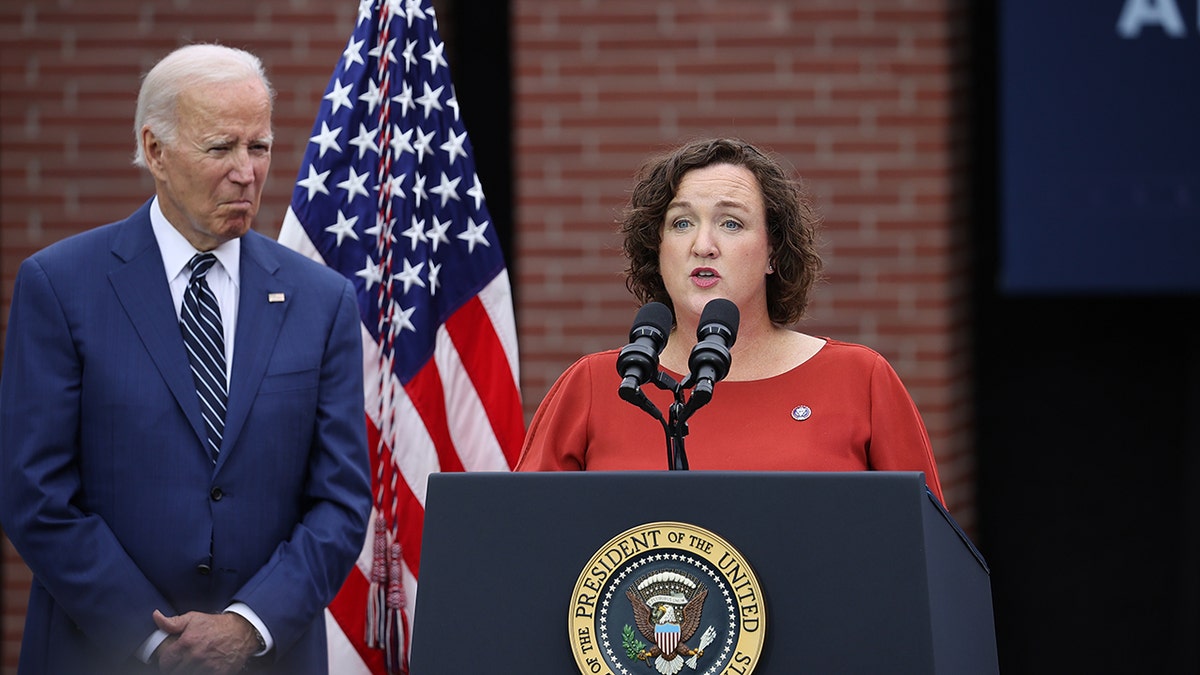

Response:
(616, 298), (740, 397)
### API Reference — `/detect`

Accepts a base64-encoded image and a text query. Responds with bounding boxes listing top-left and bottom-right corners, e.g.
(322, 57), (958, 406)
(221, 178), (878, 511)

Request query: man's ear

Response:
(141, 126), (165, 178)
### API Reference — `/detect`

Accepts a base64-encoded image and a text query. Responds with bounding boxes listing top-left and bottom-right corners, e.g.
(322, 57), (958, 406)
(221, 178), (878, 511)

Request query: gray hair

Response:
(132, 43), (276, 168)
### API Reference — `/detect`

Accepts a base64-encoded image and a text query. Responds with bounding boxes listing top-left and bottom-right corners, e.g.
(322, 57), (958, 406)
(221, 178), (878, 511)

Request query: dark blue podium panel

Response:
(410, 471), (997, 674)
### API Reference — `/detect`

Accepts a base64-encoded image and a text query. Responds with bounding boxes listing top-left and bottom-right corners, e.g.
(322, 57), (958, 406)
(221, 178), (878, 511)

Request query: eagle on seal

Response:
(627, 587), (709, 673)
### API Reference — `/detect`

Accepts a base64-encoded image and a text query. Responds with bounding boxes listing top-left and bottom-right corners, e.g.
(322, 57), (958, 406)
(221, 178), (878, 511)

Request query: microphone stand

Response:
(666, 398), (690, 471)
(621, 371), (689, 470)
(647, 371), (713, 471)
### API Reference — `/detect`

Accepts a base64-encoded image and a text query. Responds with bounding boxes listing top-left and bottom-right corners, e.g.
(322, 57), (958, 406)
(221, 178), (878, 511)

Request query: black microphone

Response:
(682, 298), (739, 406)
(616, 303), (673, 399)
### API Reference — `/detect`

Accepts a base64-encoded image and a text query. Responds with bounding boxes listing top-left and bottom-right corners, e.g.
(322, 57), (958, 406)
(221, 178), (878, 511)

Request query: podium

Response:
(409, 471), (998, 674)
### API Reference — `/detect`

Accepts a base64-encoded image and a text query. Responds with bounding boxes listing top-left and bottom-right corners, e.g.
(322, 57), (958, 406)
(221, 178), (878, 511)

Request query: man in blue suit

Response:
(0, 43), (372, 674)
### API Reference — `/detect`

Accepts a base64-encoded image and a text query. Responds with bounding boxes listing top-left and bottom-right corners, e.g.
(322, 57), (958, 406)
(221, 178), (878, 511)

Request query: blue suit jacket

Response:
(0, 201), (372, 674)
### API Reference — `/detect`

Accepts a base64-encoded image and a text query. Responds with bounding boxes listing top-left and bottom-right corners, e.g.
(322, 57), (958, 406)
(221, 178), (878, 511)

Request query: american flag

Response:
(277, 1), (523, 672)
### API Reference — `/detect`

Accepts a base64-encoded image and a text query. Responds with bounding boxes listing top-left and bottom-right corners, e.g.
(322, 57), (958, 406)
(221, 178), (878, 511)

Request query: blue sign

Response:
(1000, 0), (1200, 293)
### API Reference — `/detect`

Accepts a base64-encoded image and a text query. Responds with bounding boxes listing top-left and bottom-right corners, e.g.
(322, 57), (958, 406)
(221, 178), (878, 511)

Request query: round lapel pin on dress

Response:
(791, 405), (812, 421)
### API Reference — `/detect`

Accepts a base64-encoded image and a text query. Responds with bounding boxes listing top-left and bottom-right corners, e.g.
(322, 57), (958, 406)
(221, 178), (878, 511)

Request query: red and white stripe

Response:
(278, 211), (521, 673)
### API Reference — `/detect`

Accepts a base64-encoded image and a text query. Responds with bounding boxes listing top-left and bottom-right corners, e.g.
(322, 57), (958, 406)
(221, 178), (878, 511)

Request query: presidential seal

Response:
(569, 521), (766, 675)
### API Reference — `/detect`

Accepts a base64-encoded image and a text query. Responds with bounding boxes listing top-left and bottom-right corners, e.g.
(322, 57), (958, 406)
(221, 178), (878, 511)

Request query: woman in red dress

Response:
(515, 137), (944, 506)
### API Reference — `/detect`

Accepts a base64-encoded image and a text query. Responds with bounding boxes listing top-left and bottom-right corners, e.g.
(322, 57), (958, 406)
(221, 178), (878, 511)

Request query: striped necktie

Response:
(180, 252), (227, 462)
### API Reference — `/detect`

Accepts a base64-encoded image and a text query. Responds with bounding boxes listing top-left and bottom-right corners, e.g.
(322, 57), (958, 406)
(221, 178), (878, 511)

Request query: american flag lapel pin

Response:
(268, 292), (285, 303)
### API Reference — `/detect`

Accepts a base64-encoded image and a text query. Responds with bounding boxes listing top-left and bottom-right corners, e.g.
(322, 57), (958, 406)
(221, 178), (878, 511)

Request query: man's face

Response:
(144, 76), (273, 251)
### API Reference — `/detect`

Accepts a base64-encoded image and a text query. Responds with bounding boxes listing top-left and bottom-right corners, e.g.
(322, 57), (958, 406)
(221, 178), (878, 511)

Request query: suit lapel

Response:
(220, 232), (289, 467)
(107, 206), (209, 450)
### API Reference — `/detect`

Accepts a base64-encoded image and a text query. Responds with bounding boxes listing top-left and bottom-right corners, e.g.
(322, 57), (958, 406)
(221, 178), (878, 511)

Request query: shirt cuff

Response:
(137, 629), (170, 664)
(224, 602), (274, 656)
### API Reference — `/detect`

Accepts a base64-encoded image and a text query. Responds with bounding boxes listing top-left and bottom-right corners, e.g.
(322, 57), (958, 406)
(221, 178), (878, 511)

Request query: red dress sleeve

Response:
(862, 352), (946, 505)
(514, 354), (594, 471)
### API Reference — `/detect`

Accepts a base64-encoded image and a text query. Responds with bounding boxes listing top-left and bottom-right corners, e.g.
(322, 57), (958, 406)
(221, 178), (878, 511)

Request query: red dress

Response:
(516, 338), (945, 505)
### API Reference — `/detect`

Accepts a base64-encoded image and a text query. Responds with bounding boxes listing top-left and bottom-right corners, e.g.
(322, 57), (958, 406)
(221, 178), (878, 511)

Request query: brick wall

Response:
(0, 0), (975, 671)
(512, 0), (975, 521)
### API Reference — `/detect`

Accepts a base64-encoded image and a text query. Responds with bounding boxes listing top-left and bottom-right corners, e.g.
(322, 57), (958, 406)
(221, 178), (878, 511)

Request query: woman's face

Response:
(658, 162), (773, 328)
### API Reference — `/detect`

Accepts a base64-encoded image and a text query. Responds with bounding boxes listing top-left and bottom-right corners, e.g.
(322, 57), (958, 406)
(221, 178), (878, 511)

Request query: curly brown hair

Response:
(620, 138), (823, 326)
